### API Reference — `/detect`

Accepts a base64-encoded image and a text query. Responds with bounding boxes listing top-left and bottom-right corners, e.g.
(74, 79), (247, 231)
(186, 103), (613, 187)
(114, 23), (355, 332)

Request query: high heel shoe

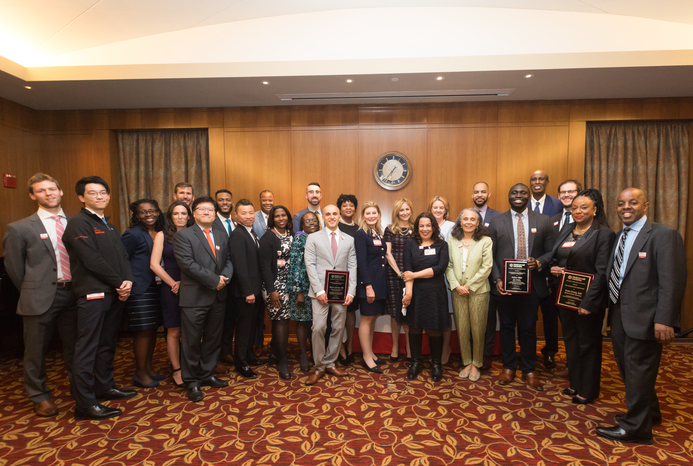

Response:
(278, 363), (291, 380)
(268, 354), (279, 366)
(151, 373), (166, 381)
(562, 388), (578, 396)
(390, 355), (400, 362)
(374, 358), (387, 365)
(133, 373), (159, 388)
(572, 396), (592, 405)
(362, 361), (383, 374)
(171, 367), (184, 388)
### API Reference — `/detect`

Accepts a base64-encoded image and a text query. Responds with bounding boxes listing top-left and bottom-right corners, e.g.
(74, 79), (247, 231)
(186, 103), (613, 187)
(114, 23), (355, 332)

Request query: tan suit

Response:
(446, 236), (493, 367)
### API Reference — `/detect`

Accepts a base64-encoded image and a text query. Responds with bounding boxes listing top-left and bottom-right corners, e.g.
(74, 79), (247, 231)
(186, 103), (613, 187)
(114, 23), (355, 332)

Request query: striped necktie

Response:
(51, 215), (71, 281)
(608, 227), (630, 304)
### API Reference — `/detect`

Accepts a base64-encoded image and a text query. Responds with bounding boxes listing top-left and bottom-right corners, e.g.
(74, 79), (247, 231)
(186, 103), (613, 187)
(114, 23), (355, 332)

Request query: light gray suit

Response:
(3, 212), (77, 404)
(304, 228), (357, 371)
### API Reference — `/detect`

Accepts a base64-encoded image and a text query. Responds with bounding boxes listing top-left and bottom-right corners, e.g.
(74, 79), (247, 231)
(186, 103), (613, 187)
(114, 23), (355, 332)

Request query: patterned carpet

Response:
(1, 339), (692, 466)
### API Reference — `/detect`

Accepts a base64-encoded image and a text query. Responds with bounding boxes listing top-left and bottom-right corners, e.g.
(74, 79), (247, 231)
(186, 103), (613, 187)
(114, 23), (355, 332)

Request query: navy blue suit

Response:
(121, 226), (155, 296)
(354, 229), (388, 300)
(532, 195), (563, 217)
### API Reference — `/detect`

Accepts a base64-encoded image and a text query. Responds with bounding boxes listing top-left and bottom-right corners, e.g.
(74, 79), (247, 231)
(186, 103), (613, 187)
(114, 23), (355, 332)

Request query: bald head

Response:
(617, 188), (649, 226)
(323, 204), (340, 230)
(529, 170), (549, 199)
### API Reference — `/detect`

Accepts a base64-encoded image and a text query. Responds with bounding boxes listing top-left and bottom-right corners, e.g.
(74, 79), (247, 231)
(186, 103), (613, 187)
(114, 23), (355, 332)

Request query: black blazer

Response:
(228, 226), (263, 297)
(605, 220), (687, 340)
(173, 224), (233, 308)
(488, 209), (556, 298)
(549, 222), (616, 313)
(121, 225), (156, 296)
(258, 231), (281, 294)
(354, 229), (388, 299)
(213, 216), (236, 240)
(481, 207), (502, 228)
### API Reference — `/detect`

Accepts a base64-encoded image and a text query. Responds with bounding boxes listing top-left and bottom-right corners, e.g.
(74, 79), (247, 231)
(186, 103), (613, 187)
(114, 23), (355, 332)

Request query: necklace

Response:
(273, 228), (288, 238)
(340, 220), (356, 226)
(574, 224), (592, 235)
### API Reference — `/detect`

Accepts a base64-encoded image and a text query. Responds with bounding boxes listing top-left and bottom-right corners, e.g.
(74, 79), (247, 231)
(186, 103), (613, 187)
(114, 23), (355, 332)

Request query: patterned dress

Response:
(265, 233), (293, 320)
(287, 233), (313, 322)
(384, 225), (412, 323)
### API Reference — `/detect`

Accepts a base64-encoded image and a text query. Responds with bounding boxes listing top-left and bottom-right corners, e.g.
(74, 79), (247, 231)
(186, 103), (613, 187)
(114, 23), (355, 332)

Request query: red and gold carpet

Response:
(1, 340), (692, 465)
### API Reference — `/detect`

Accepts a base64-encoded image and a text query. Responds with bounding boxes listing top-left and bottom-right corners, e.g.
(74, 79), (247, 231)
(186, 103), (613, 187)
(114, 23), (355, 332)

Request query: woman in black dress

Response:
(355, 201), (388, 373)
(549, 189), (615, 404)
(337, 194), (359, 364)
(121, 199), (165, 388)
(402, 212), (450, 382)
(259, 205), (294, 379)
(150, 201), (193, 387)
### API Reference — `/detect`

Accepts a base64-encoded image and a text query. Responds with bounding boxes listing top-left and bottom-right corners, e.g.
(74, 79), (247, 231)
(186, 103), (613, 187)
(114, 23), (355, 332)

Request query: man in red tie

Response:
(3, 173), (77, 418)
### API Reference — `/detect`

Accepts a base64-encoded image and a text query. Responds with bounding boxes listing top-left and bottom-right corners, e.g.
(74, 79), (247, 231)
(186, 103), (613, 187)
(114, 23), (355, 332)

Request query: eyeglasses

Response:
(137, 209), (158, 216)
(303, 219), (318, 224)
(195, 207), (215, 213)
(559, 190), (578, 195)
(86, 191), (109, 197)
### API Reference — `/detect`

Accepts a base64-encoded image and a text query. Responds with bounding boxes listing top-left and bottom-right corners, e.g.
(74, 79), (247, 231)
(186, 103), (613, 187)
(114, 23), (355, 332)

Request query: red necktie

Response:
(52, 215), (71, 281)
(331, 231), (338, 259)
(204, 229), (216, 258)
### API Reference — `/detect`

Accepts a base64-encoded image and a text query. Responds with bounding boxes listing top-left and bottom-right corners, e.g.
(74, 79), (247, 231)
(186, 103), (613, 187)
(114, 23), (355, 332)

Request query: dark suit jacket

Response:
(173, 224), (233, 308)
(292, 207), (322, 234)
(488, 209), (556, 298)
(481, 207), (502, 228)
(213, 215), (236, 240)
(606, 220), (687, 340)
(533, 195), (563, 217)
(121, 225), (155, 296)
(258, 231), (282, 294)
(3, 212), (69, 316)
(550, 222), (616, 313)
(228, 226), (263, 297)
(354, 229), (388, 299)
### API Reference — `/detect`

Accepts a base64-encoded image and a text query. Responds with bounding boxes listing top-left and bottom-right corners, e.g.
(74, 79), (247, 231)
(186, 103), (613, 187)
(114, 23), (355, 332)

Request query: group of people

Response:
(3, 172), (685, 446)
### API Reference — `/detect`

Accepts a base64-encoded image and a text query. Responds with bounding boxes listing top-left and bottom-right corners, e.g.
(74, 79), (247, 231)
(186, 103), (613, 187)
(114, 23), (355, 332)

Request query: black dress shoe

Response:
(188, 387), (204, 402)
(362, 361), (383, 374)
(596, 425), (653, 445)
(562, 388), (578, 396)
(390, 355), (400, 362)
(201, 376), (229, 388)
(614, 413), (661, 426)
(96, 387), (137, 401)
(75, 403), (122, 421)
(346, 353), (355, 364)
(248, 358), (267, 366)
(238, 366), (258, 378)
(337, 354), (351, 366)
(572, 396), (592, 405)
(374, 358), (387, 365)
(278, 367), (292, 380)
(544, 354), (556, 370)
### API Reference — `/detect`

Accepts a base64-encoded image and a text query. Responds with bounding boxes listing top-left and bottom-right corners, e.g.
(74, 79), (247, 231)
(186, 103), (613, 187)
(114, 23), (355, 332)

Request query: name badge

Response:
(531, 228), (537, 233)
(639, 252), (647, 259)
(484, 223), (489, 227)
(277, 259), (286, 267)
(419, 246), (424, 249)
(424, 249), (436, 256)
(215, 245), (220, 251)
(154, 276), (162, 284)
(40, 233), (49, 239)
(553, 221), (559, 226)
(562, 241), (576, 248)
(86, 292), (105, 300)
(373, 239), (382, 246)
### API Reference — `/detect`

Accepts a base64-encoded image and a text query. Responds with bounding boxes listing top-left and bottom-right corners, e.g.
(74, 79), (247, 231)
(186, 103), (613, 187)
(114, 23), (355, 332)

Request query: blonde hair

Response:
(390, 198), (415, 235)
(358, 201), (383, 235)
(428, 195), (450, 221)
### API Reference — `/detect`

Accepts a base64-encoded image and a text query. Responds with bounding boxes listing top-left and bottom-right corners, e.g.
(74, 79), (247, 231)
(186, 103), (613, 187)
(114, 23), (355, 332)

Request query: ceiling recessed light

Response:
(24, 85), (31, 89)
(525, 74), (533, 78)
(436, 76), (444, 81)
(346, 79), (353, 83)
(262, 81), (269, 85)
(391, 77), (399, 82)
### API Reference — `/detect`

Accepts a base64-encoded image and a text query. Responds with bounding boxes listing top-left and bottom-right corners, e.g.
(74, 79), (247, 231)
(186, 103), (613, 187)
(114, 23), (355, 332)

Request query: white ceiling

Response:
(0, 1), (692, 110)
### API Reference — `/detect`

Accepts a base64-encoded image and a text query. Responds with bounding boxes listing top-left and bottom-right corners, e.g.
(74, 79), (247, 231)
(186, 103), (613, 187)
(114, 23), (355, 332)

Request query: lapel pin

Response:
(639, 252), (646, 259)
(531, 228), (537, 233)
(40, 233), (49, 239)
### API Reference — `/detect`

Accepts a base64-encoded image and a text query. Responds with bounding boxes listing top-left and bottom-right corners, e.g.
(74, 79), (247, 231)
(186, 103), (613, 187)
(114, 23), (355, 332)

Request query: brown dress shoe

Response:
(306, 370), (325, 385)
(219, 354), (235, 365)
(34, 399), (58, 417)
(214, 361), (229, 375)
(481, 355), (493, 371)
(497, 368), (515, 385)
(521, 372), (544, 391)
(325, 366), (348, 377)
(554, 367), (569, 378)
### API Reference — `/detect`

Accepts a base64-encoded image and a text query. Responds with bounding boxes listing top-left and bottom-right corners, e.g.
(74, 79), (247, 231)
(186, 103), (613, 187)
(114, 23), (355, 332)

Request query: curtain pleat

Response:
(584, 121), (689, 238)
(116, 130), (210, 232)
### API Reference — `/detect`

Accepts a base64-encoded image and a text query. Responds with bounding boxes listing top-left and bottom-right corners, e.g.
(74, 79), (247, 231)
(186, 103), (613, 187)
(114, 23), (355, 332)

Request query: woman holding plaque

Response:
(355, 202), (388, 373)
(446, 209), (493, 381)
(259, 205), (294, 379)
(402, 212), (450, 382)
(549, 189), (615, 404)
(287, 212), (319, 372)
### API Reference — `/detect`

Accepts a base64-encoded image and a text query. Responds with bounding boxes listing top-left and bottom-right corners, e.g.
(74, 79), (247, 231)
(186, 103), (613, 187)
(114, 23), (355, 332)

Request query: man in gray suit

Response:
(173, 196), (234, 402)
(597, 188), (686, 444)
(253, 190), (273, 239)
(292, 182), (324, 233)
(304, 204), (357, 385)
(3, 173), (77, 417)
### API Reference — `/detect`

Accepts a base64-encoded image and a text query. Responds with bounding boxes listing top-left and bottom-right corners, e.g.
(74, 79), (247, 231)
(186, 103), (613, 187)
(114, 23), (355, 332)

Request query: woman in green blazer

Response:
(446, 209), (493, 381)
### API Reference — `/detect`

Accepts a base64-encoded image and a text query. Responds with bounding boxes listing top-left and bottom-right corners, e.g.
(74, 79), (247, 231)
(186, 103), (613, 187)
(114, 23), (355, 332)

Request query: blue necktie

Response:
(226, 219), (232, 236)
(534, 202), (541, 213)
(102, 217), (108, 226)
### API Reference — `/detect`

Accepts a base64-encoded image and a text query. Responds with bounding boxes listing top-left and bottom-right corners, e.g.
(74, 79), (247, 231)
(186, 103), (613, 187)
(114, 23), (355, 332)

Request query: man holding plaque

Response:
(596, 188), (686, 445)
(488, 183), (555, 391)
(304, 204), (357, 385)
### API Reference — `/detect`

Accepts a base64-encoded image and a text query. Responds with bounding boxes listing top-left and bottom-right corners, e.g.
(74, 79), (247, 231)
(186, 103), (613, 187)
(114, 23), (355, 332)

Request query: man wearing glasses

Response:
(552, 180), (583, 234)
(63, 176), (136, 420)
(173, 196), (233, 402)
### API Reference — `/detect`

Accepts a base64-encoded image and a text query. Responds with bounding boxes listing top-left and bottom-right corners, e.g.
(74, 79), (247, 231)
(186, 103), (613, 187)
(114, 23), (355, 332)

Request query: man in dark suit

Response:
(550, 180), (582, 235)
(292, 182), (324, 233)
(253, 190), (274, 239)
(62, 176), (136, 420)
(3, 173), (77, 417)
(228, 199), (266, 378)
(471, 181), (503, 370)
(173, 196), (233, 402)
(214, 189), (236, 238)
(529, 170), (563, 217)
(488, 183), (556, 391)
(596, 188), (686, 444)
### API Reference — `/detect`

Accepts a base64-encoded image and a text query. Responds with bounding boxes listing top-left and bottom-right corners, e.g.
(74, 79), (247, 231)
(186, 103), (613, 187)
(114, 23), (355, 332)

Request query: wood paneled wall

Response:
(2, 96), (693, 333)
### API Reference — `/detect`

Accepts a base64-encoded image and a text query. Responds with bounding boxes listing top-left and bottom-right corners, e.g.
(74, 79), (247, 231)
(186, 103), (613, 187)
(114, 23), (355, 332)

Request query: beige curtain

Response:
(584, 121), (689, 237)
(117, 130), (209, 232)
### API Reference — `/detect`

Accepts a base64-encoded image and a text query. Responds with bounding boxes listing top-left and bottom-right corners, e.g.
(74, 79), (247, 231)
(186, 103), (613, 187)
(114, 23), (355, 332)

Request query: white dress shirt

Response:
(37, 207), (68, 281)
